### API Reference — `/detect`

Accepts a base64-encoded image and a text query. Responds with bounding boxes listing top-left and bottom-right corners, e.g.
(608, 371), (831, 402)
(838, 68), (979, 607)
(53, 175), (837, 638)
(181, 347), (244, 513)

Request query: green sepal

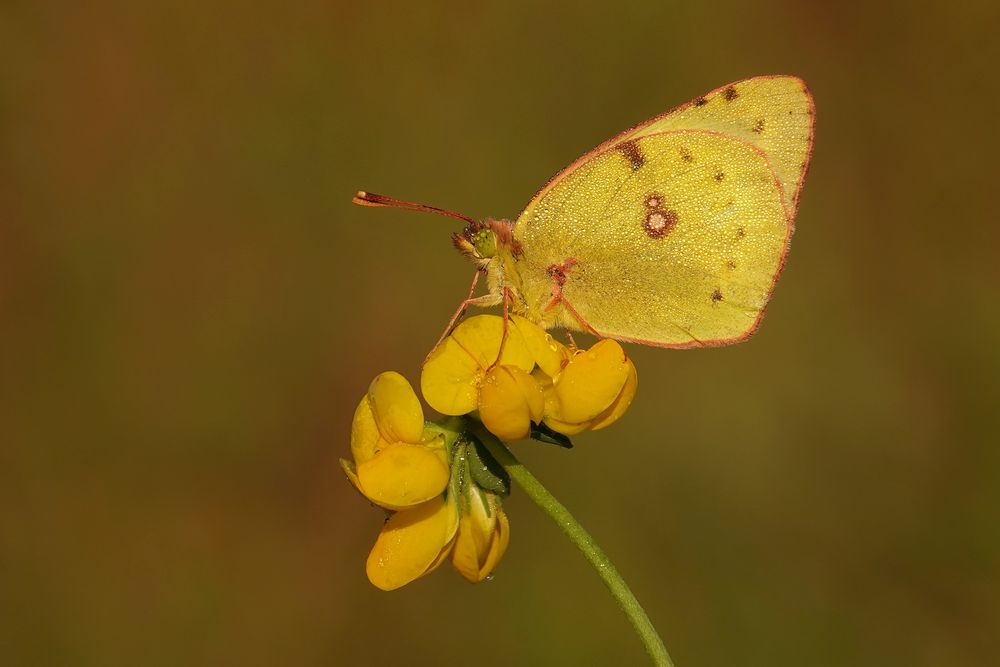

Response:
(464, 433), (511, 497)
(530, 421), (574, 448)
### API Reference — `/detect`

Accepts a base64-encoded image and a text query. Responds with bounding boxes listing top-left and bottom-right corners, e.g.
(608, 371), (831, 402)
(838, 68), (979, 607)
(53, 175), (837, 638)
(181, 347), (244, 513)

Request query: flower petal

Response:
(451, 490), (507, 583)
(451, 315), (534, 372)
(350, 393), (381, 464)
(510, 315), (568, 378)
(421, 336), (482, 416)
(541, 382), (593, 436)
(480, 504), (509, 579)
(479, 365), (542, 441)
(366, 496), (459, 591)
(368, 371), (425, 444)
(356, 439), (449, 509)
(589, 357), (638, 431)
(340, 457), (362, 493)
(541, 413), (592, 436)
(553, 339), (630, 424)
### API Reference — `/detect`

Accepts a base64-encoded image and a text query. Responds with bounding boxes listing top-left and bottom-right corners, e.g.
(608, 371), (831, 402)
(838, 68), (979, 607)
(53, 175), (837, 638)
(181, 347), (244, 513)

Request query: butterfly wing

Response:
(509, 76), (814, 347)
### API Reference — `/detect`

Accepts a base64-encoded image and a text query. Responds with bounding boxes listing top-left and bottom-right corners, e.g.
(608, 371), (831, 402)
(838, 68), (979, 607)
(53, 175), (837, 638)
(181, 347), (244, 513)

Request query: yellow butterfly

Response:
(355, 75), (815, 348)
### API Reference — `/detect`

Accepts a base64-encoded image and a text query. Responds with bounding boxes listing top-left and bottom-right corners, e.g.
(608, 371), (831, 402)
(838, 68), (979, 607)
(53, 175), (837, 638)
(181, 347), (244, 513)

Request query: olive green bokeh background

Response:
(2, 1), (998, 665)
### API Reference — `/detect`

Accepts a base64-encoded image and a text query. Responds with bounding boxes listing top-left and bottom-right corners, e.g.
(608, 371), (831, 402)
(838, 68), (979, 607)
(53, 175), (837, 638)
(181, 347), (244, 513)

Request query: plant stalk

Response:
(480, 434), (675, 667)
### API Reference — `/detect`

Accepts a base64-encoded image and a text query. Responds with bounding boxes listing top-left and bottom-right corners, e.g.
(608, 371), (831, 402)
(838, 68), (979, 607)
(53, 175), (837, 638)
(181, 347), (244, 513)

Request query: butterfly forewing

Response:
(622, 76), (814, 217)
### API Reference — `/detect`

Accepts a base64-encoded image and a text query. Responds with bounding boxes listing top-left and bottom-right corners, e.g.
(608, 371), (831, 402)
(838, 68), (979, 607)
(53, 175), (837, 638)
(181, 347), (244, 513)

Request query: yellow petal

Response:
(340, 457), (362, 493)
(368, 371), (425, 444)
(451, 315), (534, 372)
(350, 393), (381, 464)
(553, 339), (630, 424)
(451, 490), (507, 583)
(421, 336), (482, 415)
(356, 439), (449, 510)
(541, 414), (592, 436)
(510, 315), (568, 378)
(517, 367), (545, 425)
(541, 384), (592, 436)
(479, 365), (542, 442)
(366, 496), (459, 591)
(589, 358), (638, 431)
(479, 505), (509, 579)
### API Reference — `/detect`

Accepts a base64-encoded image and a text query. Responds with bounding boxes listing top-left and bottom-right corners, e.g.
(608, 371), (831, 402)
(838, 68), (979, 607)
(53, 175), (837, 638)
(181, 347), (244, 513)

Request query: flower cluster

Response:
(343, 315), (638, 590)
(422, 315), (637, 440)
(341, 371), (509, 590)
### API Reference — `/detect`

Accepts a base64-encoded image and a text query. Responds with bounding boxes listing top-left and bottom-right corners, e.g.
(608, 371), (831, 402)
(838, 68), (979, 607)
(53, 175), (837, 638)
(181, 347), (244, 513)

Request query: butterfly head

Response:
(453, 218), (521, 268)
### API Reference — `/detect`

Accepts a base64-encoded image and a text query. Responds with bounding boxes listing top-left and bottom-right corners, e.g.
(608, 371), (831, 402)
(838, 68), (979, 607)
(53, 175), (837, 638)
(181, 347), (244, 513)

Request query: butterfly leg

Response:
(485, 287), (516, 371)
(540, 258), (601, 338)
(424, 269), (502, 365)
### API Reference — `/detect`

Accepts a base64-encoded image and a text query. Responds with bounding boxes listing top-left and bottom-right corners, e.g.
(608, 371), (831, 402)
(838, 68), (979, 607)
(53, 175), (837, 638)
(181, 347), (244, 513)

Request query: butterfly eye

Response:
(471, 229), (497, 259)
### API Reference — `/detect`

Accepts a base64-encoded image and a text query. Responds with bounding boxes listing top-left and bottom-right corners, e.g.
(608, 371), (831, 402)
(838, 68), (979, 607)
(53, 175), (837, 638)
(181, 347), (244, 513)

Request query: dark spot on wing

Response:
(753, 118), (766, 133)
(693, 96), (708, 107)
(617, 140), (645, 171)
(726, 260), (737, 271)
(679, 147), (693, 163)
(735, 226), (746, 239)
(722, 86), (738, 101)
(711, 288), (723, 302)
(714, 171), (725, 182)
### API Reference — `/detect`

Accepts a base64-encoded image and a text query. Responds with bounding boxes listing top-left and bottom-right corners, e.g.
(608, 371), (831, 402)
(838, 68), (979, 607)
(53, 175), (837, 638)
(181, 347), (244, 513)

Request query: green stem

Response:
(480, 434), (675, 667)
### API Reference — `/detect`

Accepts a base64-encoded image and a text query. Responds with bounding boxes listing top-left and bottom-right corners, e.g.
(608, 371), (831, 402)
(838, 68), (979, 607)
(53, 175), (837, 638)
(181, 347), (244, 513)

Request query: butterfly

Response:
(355, 75), (814, 349)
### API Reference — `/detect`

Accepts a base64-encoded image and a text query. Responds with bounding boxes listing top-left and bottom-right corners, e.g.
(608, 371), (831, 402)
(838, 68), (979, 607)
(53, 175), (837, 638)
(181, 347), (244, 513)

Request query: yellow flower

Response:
(478, 364), (544, 441)
(451, 483), (509, 583)
(422, 315), (552, 441)
(421, 314), (637, 441)
(365, 492), (460, 591)
(343, 372), (511, 590)
(540, 339), (638, 436)
(344, 371), (449, 510)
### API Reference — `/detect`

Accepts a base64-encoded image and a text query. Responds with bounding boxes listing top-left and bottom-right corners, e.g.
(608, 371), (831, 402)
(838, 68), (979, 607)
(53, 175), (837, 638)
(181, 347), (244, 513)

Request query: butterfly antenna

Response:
(352, 191), (477, 226)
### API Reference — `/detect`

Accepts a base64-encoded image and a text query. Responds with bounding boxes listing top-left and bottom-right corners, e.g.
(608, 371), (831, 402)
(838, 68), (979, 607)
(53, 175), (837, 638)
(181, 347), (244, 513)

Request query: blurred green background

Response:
(2, 1), (998, 665)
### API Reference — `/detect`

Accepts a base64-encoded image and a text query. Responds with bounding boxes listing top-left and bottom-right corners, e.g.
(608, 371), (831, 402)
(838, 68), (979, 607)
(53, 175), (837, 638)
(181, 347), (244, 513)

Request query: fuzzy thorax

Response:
(452, 218), (530, 314)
